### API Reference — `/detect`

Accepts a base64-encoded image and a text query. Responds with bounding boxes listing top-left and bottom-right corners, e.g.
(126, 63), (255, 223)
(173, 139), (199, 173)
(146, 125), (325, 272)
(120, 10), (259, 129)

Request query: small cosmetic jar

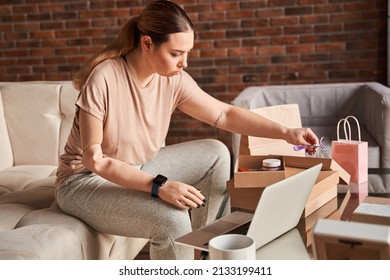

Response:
(261, 158), (281, 171)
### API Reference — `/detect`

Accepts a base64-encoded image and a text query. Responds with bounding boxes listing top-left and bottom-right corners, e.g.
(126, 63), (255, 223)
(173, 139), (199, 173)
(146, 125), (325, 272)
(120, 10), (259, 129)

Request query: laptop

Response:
(175, 163), (322, 251)
(256, 228), (311, 260)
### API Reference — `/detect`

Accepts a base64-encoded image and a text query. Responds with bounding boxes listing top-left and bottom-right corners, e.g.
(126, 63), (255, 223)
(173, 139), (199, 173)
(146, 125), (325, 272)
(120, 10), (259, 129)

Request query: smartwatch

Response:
(151, 174), (167, 198)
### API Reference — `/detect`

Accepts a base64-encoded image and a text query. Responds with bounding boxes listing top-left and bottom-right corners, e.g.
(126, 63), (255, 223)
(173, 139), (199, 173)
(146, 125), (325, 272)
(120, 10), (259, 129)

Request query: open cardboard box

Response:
(230, 155), (351, 217)
(234, 155), (350, 188)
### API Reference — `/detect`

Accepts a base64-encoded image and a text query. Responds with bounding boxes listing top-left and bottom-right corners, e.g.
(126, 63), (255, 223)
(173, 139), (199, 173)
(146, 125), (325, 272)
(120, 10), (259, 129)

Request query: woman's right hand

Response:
(157, 181), (206, 210)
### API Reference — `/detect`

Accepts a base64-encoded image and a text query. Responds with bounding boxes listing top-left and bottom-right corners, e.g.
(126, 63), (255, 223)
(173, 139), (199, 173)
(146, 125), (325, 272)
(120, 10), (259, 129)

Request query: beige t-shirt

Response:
(55, 57), (198, 187)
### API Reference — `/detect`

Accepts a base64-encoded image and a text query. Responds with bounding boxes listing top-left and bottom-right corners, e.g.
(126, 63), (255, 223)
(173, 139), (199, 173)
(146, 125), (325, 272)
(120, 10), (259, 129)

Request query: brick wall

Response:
(0, 0), (387, 150)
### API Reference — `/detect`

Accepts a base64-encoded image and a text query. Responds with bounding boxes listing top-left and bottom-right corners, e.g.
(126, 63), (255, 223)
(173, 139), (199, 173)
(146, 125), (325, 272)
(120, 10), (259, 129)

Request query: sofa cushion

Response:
(0, 165), (57, 194)
(0, 187), (55, 210)
(16, 205), (100, 259)
(0, 203), (36, 233)
(233, 83), (363, 126)
(0, 81), (149, 260)
(16, 204), (148, 259)
(0, 224), (84, 260)
(0, 91), (13, 171)
(0, 82), (77, 166)
(0, 251), (41, 260)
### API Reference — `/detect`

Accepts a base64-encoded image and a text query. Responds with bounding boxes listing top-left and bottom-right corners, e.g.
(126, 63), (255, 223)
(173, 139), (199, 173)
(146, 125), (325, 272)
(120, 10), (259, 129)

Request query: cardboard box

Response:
(341, 197), (360, 221)
(300, 191), (351, 248)
(312, 219), (390, 260)
(234, 155), (286, 188)
(298, 196), (339, 232)
(351, 196), (390, 226)
(328, 190), (351, 221)
(228, 175), (339, 218)
(234, 155), (350, 189)
(227, 179), (260, 213)
(232, 155), (350, 216)
(304, 184), (337, 217)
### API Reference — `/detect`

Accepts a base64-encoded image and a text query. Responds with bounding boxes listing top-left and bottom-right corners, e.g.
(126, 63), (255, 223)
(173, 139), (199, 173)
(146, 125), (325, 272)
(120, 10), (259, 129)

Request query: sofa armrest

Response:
(0, 87), (13, 171)
(359, 83), (390, 168)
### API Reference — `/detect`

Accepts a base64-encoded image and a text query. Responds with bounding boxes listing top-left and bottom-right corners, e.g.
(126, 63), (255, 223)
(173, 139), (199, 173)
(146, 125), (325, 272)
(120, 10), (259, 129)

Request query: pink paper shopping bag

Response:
(331, 116), (368, 184)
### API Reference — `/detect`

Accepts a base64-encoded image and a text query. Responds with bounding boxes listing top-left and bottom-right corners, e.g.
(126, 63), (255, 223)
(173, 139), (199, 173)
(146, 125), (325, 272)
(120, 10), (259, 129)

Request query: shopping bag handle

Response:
(337, 118), (350, 141)
(336, 115), (361, 143)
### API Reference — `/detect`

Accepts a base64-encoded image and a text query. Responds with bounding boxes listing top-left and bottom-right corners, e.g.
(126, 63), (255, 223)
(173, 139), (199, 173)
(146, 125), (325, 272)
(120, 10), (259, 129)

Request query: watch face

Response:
(154, 174), (167, 186)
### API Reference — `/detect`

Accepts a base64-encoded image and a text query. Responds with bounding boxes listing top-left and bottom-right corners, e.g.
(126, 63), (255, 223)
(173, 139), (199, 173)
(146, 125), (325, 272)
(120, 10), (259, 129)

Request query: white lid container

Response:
(262, 158), (281, 168)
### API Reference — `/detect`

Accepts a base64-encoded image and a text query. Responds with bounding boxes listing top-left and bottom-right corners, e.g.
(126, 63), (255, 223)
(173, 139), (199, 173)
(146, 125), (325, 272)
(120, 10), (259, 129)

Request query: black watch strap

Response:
(151, 174), (167, 198)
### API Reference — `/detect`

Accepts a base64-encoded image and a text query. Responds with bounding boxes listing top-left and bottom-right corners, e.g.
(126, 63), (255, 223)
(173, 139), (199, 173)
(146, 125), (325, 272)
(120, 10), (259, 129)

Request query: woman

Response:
(55, 0), (318, 260)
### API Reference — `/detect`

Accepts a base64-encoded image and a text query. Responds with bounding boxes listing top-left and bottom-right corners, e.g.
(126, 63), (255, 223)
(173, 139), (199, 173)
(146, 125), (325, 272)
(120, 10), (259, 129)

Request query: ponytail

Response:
(73, 1), (193, 91)
(73, 17), (139, 91)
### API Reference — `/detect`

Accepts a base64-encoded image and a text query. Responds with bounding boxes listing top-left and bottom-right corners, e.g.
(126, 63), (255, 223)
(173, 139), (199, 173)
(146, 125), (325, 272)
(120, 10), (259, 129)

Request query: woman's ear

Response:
(140, 35), (153, 52)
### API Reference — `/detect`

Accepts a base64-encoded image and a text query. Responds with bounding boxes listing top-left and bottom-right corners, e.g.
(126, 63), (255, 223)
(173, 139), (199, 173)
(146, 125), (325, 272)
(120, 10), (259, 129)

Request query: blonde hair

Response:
(73, 0), (193, 91)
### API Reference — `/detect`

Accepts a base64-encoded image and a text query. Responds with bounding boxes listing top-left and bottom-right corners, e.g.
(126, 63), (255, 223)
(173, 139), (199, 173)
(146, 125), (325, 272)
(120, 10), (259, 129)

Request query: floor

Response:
(134, 242), (150, 260)
(134, 242), (206, 260)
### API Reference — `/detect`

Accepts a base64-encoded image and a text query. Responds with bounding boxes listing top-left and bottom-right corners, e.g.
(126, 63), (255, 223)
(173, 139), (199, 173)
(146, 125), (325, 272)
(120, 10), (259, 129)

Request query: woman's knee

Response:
(198, 139), (231, 166)
(150, 207), (192, 239)
(199, 139), (229, 154)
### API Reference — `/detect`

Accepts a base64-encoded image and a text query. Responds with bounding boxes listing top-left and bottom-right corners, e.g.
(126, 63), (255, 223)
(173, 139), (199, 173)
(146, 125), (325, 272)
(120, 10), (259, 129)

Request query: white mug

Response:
(208, 234), (256, 260)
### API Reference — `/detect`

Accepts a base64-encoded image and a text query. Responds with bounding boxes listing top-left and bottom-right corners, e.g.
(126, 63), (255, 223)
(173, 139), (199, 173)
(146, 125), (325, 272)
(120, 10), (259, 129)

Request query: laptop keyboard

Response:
(202, 221), (240, 234)
(203, 220), (252, 246)
(226, 220), (251, 235)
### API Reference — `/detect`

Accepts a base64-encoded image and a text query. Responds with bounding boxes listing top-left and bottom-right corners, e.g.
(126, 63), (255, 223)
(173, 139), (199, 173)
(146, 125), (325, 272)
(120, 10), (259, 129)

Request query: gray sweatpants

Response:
(56, 139), (231, 260)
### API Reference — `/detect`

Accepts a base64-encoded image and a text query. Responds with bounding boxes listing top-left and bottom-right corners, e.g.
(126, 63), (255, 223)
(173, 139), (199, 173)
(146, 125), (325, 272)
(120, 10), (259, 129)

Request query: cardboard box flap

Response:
(234, 154), (285, 171)
(248, 140), (304, 157)
(329, 160), (350, 185)
(234, 155), (286, 188)
(281, 155), (350, 185)
(285, 167), (338, 183)
(240, 104), (305, 156)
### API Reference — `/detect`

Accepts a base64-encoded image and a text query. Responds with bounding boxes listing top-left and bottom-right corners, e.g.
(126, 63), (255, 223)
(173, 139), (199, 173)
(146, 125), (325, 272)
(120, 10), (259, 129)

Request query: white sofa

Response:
(0, 81), (148, 259)
(231, 82), (390, 193)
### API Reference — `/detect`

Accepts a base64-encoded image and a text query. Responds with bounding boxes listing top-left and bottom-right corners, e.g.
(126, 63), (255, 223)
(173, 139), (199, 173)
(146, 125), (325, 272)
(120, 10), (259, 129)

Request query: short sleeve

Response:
(175, 70), (202, 107)
(75, 64), (109, 122)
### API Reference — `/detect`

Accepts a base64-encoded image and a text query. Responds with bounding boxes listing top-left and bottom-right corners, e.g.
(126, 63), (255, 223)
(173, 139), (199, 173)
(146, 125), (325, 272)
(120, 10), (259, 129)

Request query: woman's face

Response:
(149, 30), (194, 77)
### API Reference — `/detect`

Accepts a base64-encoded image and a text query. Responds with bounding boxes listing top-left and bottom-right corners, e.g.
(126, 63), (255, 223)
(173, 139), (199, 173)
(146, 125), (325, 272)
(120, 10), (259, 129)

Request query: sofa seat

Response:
(0, 81), (149, 259)
(0, 224), (84, 260)
(0, 202), (148, 260)
(0, 165), (57, 195)
(0, 203), (36, 233)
